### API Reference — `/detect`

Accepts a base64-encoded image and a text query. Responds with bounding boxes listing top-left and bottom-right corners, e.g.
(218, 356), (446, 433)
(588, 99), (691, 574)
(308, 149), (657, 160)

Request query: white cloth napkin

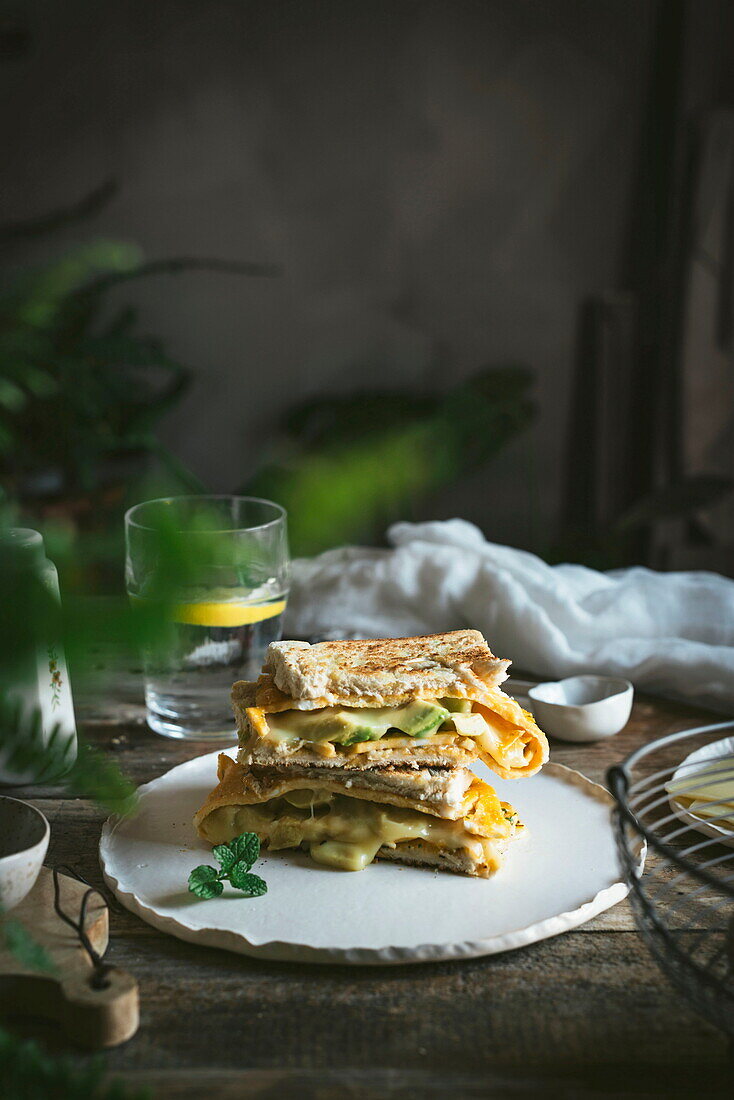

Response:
(285, 519), (734, 713)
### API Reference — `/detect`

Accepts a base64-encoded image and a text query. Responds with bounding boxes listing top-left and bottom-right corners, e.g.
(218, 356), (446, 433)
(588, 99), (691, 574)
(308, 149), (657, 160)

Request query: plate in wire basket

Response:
(667, 736), (734, 848)
(608, 720), (734, 1038)
(100, 750), (641, 965)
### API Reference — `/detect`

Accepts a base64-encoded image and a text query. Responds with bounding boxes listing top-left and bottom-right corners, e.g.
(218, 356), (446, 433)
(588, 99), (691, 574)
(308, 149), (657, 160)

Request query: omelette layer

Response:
(194, 755), (522, 875)
(234, 677), (548, 780)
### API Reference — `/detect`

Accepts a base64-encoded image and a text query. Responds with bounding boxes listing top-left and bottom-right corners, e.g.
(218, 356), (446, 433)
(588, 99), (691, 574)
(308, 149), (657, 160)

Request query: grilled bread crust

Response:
(375, 839), (505, 878)
(263, 630), (510, 704)
(194, 754), (514, 835)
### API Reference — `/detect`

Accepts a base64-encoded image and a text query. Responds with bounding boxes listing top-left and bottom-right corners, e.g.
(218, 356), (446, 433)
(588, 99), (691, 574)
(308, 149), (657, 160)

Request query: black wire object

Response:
(52, 865), (111, 990)
(608, 720), (734, 1037)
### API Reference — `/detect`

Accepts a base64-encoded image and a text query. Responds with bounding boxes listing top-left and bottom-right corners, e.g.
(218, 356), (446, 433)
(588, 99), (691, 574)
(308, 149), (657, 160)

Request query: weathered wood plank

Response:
(111, 1065), (734, 1099)
(88, 931), (728, 1074)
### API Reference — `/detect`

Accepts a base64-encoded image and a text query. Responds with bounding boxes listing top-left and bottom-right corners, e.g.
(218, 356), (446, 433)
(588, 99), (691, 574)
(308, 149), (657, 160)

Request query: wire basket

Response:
(608, 720), (734, 1037)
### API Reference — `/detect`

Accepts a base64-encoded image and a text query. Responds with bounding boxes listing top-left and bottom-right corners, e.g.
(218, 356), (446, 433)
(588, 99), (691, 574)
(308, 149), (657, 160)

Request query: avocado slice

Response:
(440, 697), (472, 713)
(268, 700), (450, 747)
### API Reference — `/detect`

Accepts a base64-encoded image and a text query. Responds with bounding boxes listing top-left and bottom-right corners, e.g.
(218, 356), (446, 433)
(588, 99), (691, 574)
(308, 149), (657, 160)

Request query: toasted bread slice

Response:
(232, 673), (466, 714)
(196, 754), (490, 824)
(245, 762), (475, 819)
(263, 630), (510, 704)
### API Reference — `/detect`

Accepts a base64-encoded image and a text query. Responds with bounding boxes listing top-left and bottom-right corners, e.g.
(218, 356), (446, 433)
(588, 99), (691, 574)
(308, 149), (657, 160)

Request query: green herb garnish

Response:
(188, 832), (267, 900)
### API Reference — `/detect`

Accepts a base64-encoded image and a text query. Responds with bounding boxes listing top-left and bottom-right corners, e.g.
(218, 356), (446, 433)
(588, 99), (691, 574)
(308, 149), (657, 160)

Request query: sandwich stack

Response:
(195, 630), (549, 878)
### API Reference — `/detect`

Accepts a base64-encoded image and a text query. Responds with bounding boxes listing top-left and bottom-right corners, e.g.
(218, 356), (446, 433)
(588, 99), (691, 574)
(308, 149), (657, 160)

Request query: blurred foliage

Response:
(0, 693), (136, 815)
(0, 502), (241, 1008)
(245, 364), (535, 555)
(0, 504), (220, 693)
(0, 237), (194, 496)
(0, 1027), (151, 1099)
(0, 179), (281, 590)
(0, 912), (57, 974)
(0, 179), (276, 504)
(0, 180), (280, 1094)
(0, 496), (270, 764)
(0, 502), (228, 1054)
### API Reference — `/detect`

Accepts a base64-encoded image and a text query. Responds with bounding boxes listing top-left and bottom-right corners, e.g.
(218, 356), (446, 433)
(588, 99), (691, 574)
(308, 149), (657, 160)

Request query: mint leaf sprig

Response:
(188, 832), (267, 900)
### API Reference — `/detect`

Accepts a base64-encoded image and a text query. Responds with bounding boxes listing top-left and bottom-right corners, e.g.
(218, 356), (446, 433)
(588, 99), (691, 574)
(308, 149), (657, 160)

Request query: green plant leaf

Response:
(244, 364), (535, 554)
(228, 832), (260, 870)
(103, 303), (137, 337)
(189, 834), (266, 900)
(0, 231), (274, 494)
(1, 918), (57, 974)
(0, 1024), (151, 1098)
(65, 739), (137, 816)
(187, 865), (223, 899)
(0, 240), (143, 330)
(0, 697), (71, 782)
(229, 867), (268, 896)
(212, 844), (236, 872)
(0, 694), (137, 815)
(0, 379), (27, 412)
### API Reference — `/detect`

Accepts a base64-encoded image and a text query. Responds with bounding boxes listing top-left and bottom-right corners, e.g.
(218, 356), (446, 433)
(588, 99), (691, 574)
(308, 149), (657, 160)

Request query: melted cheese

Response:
(669, 767), (734, 806)
(202, 790), (503, 872)
(668, 761), (734, 832)
(451, 711), (528, 769)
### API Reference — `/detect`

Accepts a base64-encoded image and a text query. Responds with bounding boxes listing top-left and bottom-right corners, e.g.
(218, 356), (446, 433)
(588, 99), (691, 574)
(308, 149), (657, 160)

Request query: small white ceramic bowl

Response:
(528, 675), (634, 743)
(0, 796), (50, 911)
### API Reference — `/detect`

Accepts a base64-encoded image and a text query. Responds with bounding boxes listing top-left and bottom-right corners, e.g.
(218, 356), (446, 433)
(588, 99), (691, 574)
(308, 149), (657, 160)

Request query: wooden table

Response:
(8, 682), (734, 1097)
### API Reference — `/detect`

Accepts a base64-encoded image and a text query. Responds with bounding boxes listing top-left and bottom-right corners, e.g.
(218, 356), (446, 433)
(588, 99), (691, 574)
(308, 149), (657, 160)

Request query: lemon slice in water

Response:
(171, 599), (287, 628)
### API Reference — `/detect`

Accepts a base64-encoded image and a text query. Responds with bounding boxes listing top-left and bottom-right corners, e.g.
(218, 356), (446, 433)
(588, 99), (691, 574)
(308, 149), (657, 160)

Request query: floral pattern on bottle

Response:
(48, 645), (63, 709)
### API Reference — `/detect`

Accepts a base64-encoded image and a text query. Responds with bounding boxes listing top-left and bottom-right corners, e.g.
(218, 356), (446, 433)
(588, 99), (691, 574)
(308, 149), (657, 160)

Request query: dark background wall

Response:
(2, 0), (657, 549)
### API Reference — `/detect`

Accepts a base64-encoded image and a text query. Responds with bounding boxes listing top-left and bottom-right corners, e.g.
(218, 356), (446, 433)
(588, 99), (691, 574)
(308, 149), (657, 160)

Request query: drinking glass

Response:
(125, 496), (289, 740)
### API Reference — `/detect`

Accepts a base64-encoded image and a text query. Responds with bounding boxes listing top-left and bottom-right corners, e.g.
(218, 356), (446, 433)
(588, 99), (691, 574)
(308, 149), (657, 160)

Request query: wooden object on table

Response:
(0, 866), (139, 1049)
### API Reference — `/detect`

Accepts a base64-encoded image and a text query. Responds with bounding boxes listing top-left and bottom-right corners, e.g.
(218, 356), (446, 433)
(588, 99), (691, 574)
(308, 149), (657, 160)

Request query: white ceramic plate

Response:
(668, 736), (734, 849)
(100, 751), (639, 965)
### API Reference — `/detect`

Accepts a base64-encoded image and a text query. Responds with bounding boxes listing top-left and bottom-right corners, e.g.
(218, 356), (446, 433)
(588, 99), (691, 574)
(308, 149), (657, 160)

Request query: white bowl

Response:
(0, 796), (50, 911)
(528, 675), (634, 743)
